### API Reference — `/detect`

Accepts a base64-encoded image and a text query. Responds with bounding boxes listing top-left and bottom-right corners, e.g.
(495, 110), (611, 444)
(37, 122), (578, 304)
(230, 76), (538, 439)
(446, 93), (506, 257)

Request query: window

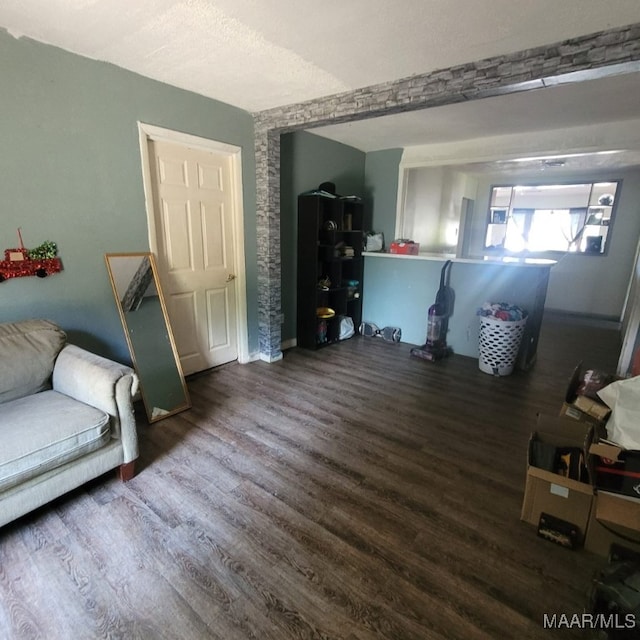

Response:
(485, 181), (620, 255)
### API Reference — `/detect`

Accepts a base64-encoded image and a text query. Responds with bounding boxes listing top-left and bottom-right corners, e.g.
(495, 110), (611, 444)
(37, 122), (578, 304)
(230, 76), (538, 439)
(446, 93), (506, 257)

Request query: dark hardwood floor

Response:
(0, 313), (622, 639)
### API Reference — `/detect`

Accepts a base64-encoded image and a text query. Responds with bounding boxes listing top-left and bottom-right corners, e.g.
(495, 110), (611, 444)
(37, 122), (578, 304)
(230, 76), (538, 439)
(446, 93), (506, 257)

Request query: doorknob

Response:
(226, 273), (236, 282)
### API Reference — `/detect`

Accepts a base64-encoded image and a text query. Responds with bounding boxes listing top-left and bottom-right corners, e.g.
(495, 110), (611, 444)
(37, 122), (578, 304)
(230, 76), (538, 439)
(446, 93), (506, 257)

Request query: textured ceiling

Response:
(1, 1), (640, 158)
(2, 0), (640, 111)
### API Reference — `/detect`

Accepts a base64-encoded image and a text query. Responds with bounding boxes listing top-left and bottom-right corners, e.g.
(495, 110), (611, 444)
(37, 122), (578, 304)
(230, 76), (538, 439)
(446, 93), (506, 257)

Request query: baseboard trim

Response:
(259, 351), (283, 363)
(239, 351), (261, 364)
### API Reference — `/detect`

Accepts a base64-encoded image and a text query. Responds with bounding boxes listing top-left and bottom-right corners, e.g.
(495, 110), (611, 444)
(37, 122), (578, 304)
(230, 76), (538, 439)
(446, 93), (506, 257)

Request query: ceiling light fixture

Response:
(541, 159), (566, 167)
(510, 150), (622, 163)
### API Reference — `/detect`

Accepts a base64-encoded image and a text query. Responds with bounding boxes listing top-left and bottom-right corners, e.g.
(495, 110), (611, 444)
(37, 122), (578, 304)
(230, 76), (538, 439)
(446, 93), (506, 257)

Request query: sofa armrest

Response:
(52, 344), (139, 463)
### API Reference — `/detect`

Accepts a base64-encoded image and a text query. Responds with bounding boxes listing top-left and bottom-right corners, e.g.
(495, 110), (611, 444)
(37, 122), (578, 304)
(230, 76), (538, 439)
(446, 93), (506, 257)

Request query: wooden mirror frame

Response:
(105, 252), (191, 423)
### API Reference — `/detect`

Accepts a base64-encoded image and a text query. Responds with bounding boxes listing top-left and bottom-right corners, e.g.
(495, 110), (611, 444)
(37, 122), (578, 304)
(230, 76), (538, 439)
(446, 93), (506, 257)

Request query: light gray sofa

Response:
(0, 319), (139, 528)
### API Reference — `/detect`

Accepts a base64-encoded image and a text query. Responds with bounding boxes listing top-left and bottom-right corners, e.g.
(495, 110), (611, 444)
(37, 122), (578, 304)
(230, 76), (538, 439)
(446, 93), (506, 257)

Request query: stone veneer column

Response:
(254, 123), (283, 362)
(253, 23), (640, 361)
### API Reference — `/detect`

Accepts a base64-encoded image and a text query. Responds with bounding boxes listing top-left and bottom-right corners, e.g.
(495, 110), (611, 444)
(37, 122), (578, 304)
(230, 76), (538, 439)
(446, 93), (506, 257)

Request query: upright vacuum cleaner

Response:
(410, 260), (454, 362)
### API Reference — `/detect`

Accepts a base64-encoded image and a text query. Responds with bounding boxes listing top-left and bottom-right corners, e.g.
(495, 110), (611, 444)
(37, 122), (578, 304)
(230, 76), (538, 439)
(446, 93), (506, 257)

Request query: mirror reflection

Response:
(485, 181), (619, 254)
(105, 252), (191, 423)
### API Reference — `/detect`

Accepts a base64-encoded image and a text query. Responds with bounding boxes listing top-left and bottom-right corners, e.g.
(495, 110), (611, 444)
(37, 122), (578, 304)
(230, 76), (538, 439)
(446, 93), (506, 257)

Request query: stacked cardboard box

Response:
(521, 414), (594, 546)
(559, 363), (612, 426)
(585, 440), (640, 555)
(583, 491), (640, 556)
(521, 364), (640, 556)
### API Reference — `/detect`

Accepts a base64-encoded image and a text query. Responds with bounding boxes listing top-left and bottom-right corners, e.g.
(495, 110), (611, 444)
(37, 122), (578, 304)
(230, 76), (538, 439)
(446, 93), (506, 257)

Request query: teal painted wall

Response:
(0, 29), (258, 363)
(364, 149), (403, 250)
(280, 131), (366, 342)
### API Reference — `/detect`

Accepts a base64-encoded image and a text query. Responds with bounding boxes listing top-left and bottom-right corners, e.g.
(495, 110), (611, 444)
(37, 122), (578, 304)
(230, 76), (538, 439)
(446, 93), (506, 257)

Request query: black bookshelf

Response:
(297, 194), (365, 349)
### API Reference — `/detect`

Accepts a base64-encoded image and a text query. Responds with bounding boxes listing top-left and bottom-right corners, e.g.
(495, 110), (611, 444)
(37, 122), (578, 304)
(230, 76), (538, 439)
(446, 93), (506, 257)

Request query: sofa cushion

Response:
(0, 319), (67, 404)
(0, 390), (110, 493)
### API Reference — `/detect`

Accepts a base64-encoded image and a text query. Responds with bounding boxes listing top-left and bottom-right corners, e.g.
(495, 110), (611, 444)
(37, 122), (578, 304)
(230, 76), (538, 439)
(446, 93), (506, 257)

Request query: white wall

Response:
(401, 166), (478, 252)
(402, 166), (444, 248)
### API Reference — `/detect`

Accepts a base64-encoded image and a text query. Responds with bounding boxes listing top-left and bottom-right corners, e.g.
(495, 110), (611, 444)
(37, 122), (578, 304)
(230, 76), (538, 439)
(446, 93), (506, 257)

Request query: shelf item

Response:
(297, 193), (367, 349)
(316, 307), (336, 319)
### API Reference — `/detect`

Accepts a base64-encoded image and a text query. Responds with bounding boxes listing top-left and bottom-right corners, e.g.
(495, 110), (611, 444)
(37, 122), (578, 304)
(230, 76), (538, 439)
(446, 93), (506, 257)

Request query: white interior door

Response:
(147, 138), (239, 375)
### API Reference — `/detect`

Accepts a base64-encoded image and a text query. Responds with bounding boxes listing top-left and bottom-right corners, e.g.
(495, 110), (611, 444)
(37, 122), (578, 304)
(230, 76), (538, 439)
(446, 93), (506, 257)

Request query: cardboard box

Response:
(589, 442), (640, 499)
(560, 363), (612, 425)
(560, 402), (603, 426)
(584, 491), (640, 557)
(389, 240), (419, 255)
(521, 414), (595, 544)
(573, 395), (611, 422)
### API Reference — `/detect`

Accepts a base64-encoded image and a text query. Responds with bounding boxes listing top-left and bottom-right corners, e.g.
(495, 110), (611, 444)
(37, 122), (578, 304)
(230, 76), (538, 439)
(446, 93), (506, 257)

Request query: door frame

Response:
(137, 121), (250, 364)
(618, 233), (640, 375)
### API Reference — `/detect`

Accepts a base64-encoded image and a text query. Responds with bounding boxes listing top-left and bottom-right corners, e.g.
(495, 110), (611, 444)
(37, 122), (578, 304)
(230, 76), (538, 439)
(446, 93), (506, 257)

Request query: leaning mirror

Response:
(105, 252), (191, 422)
